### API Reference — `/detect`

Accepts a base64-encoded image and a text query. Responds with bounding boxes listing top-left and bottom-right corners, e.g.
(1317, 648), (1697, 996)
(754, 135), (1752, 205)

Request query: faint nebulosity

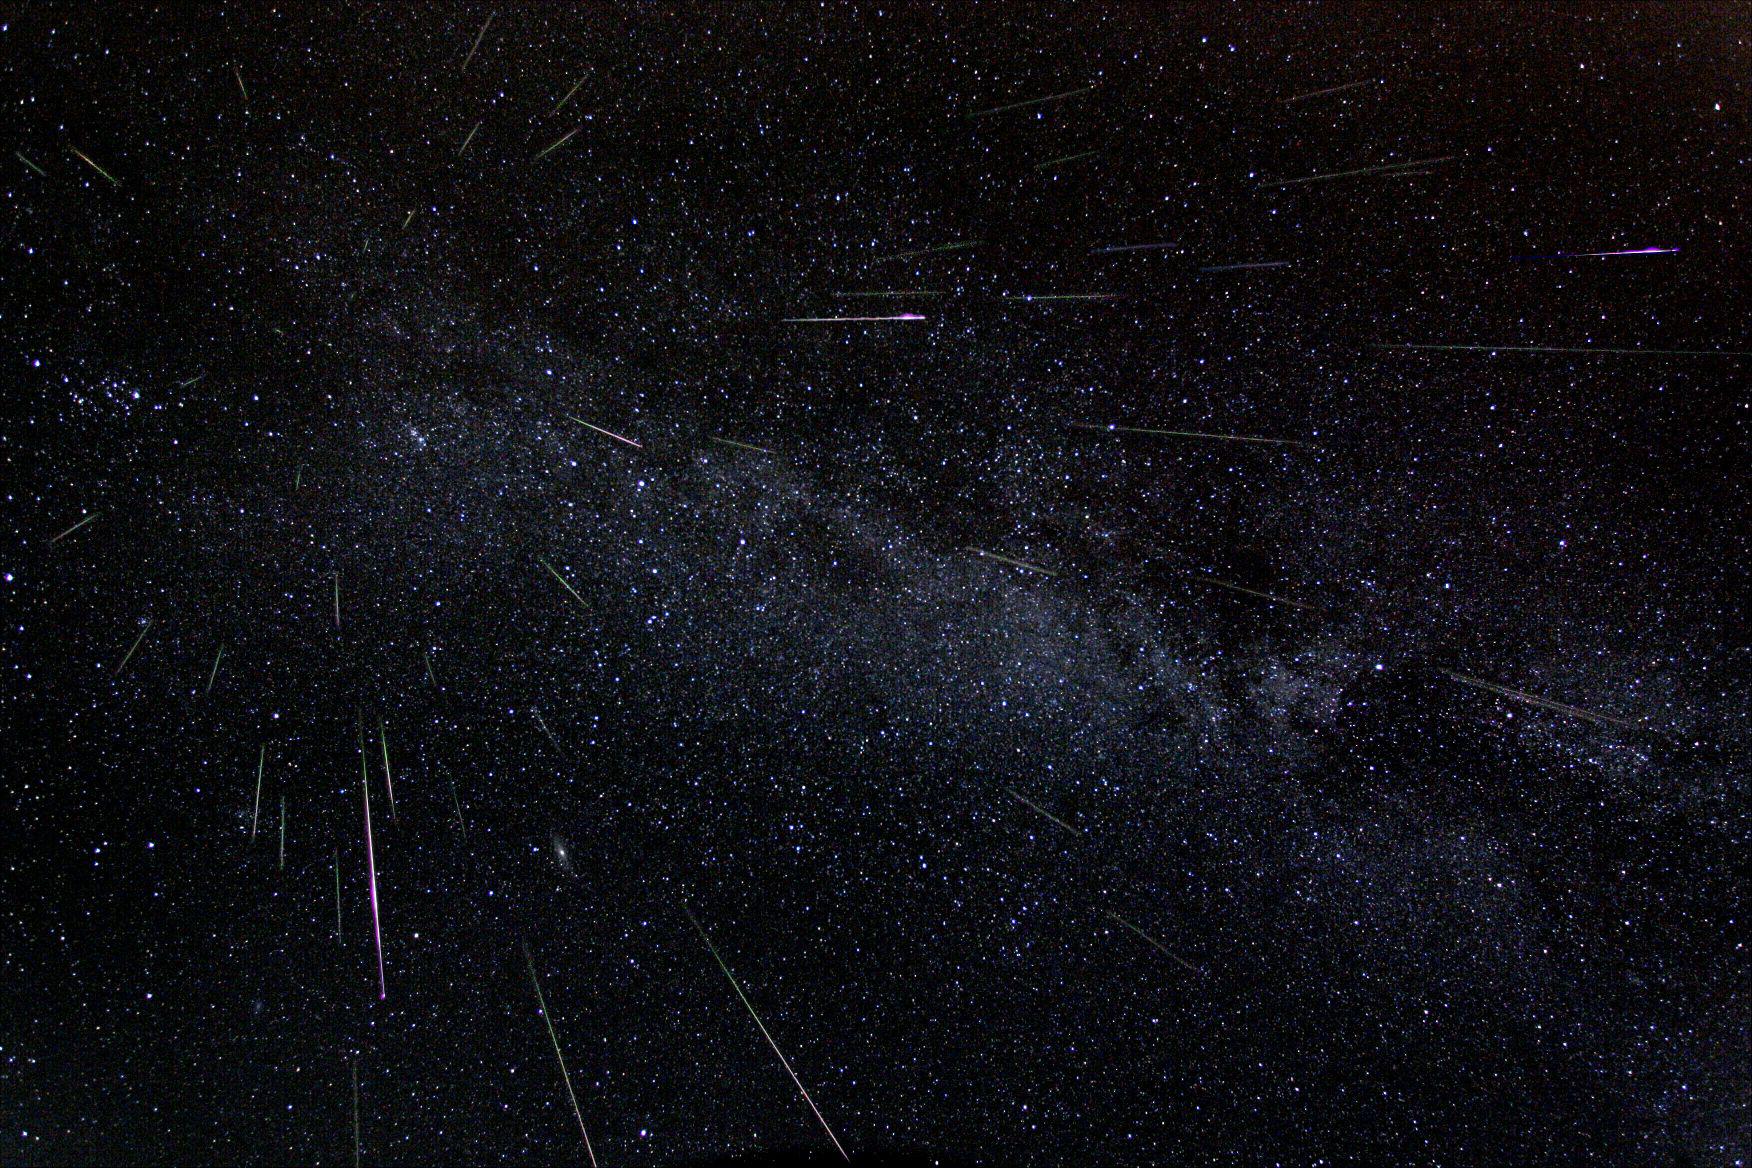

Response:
(2, 4), (1747, 1166)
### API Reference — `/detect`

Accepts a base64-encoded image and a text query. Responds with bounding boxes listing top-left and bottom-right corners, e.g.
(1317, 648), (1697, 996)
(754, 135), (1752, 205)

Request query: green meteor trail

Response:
(49, 511), (102, 544)
(969, 85), (1092, 117)
(522, 941), (598, 1167)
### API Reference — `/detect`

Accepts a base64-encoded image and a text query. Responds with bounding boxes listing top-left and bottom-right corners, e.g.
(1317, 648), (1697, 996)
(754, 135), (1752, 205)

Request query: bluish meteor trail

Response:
(1514, 246), (1679, 260)
(782, 313), (928, 322)
(1091, 242), (1178, 254)
(1199, 260), (1291, 272)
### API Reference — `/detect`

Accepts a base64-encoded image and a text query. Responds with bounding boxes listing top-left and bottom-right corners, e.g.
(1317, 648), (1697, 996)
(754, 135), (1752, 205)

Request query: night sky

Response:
(2, 4), (1748, 1165)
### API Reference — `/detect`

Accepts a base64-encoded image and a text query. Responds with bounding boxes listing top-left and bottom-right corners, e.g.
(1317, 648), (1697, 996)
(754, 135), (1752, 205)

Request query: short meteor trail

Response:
(1375, 342), (1752, 358)
(1439, 670), (1641, 732)
(175, 374), (205, 389)
(540, 557), (591, 609)
(251, 746), (264, 841)
(1091, 242), (1178, 254)
(1281, 78), (1377, 103)
(532, 708), (566, 756)
(563, 414), (642, 448)
(522, 942), (598, 1168)
(681, 900), (849, 1162)
(233, 65), (249, 105)
(448, 773), (466, 838)
(534, 125), (582, 161)
(278, 794), (286, 870)
(379, 718), (397, 823)
(333, 572), (341, 629)
(361, 734), (386, 999)
(113, 619), (153, 676)
(1514, 246), (1678, 260)
(460, 11), (493, 71)
(971, 548), (1059, 577)
(782, 313), (928, 323)
(969, 84), (1093, 117)
(49, 511), (102, 544)
(870, 240), (980, 264)
(458, 120), (481, 155)
(1102, 909), (1201, 975)
(69, 146), (120, 186)
(1035, 149), (1098, 170)
(16, 150), (46, 176)
(708, 435), (775, 455)
(1177, 572), (1316, 610)
(206, 645), (225, 694)
(1005, 786), (1082, 836)
(553, 77), (586, 114)
(1069, 422), (1316, 449)
(1198, 260), (1291, 272)
(1263, 154), (1457, 187)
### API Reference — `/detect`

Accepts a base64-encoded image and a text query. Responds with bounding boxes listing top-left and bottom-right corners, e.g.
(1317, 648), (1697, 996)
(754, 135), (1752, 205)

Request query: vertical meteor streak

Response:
(279, 794), (286, 870)
(206, 644), (225, 693)
(334, 848), (343, 943)
(681, 900), (849, 1161)
(251, 746), (265, 841)
(522, 942), (597, 1168)
(378, 718), (397, 823)
(333, 572), (341, 629)
(362, 744), (386, 999)
(351, 1058), (361, 1167)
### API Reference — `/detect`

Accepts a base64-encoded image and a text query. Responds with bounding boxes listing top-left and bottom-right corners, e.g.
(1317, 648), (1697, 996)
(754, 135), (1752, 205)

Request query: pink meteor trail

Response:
(782, 313), (926, 323)
(362, 760), (386, 999)
(564, 414), (643, 449)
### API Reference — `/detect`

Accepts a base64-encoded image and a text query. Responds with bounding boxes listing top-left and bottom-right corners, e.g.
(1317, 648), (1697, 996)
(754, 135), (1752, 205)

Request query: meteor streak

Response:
(971, 549), (1058, 577)
(361, 733), (386, 999)
(553, 77), (586, 114)
(1198, 260), (1291, 272)
(564, 414), (642, 448)
(522, 942), (598, 1168)
(534, 125), (582, 161)
(1263, 155), (1457, 187)
(1282, 78), (1377, 103)
(233, 65), (249, 105)
(834, 290), (946, 297)
(49, 511), (102, 544)
(1006, 786), (1082, 835)
(1035, 150), (1098, 170)
(461, 12), (493, 71)
(707, 435), (775, 455)
(251, 745), (264, 841)
(870, 240), (979, 264)
(1439, 670), (1641, 731)
(540, 557), (590, 609)
(114, 619), (153, 676)
(69, 146), (120, 186)
(681, 900), (849, 1161)
(458, 121), (480, 155)
(1001, 293), (1120, 301)
(279, 794), (286, 870)
(1102, 909), (1201, 974)
(1091, 242), (1178, 254)
(781, 313), (927, 323)
(1514, 246), (1678, 260)
(379, 719), (397, 823)
(333, 572), (341, 629)
(206, 645), (225, 694)
(1069, 422), (1315, 448)
(1177, 572), (1316, 610)
(15, 150), (46, 176)
(969, 85), (1092, 117)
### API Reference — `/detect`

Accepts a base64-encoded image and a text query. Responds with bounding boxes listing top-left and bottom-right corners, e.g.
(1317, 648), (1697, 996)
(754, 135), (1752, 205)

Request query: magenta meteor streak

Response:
(782, 313), (927, 322)
(363, 766), (386, 999)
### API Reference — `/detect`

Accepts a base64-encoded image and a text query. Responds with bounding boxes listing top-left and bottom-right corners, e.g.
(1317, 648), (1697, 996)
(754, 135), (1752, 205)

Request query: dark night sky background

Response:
(1, 3), (1748, 1165)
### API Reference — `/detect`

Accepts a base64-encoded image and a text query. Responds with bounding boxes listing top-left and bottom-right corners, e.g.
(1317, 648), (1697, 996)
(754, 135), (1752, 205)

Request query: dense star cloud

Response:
(1, 4), (1747, 1165)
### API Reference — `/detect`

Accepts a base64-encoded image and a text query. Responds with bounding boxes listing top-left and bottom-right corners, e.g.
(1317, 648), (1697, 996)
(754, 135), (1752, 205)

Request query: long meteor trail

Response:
(540, 557), (590, 609)
(564, 414), (642, 448)
(1102, 909), (1201, 975)
(782, 313), (927, 323)
(969, 85), (1092, 117)
(1006, 786), (1082, 836)
(1514, 246), (1678, 260)
(361, 735), (386, 999)
(523, 942), (598, 1168)
(1439, 670), (1641, 731)
(1091, 242), (1178, 254)
(1069, 422), (1315, 449)
(869, 240), (979, 264)
(1264, 154), (1457, 187)
(682, 900), (849, 1161)
(49, 511), (102, 544)
(1282, 78), (1378, 103)
(114, 619), (153, 676)
(69, 146), (120, 186)
(1178, 572), (1317, 610)
(971, 549), (1059, 577)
